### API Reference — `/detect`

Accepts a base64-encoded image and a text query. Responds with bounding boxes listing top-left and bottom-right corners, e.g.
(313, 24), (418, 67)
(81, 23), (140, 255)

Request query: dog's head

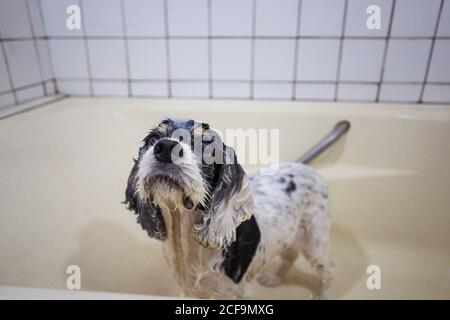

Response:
(124, 118), (254, 248)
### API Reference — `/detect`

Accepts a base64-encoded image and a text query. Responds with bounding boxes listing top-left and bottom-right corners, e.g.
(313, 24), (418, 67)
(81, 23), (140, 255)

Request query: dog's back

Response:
(249, 163), (333, 299)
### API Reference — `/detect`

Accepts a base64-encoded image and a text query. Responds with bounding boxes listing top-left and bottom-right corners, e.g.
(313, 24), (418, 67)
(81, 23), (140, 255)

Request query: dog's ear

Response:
(197, 146), (254, 249)
(124, 161), (166, 241)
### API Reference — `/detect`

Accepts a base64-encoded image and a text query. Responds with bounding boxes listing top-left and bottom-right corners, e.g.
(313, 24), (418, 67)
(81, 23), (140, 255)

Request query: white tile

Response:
(383, 40), (431, 82)
(16, 84), (44, 103)
(0, 48), (12, 93)
(391, 0), (441, 37)
(169, 39), (208, 80)
(82, 0), (123, 36)
(57, 80), (90, 95)
(211, 0), (253, 36)
(124, 0), (165, 36)
(296, 39), (340, 81)
(41, 0), (83, 36)
(49, 39), (88, 78)
(428, 40), (450, 82)
(295, 84), (335, 100)
(45, 81), (56, 95)
(437, 0), (450, 36)
(345, 0), (392, 37)
(128, 40), (167, 80)
(88, 40), (127, 79)
(337, 84), (378, 101)
(172, 82), (209, 98)
(379, 84), (422, 102)
(0, 93), (15, 108)
(92, 81), (128, 96)
(300, 0), (345, 36)
(254, 83), (292, 99)
(131, 82), (168, 97)
(0, 0), (32, 38)
(37, 40), (53, 80)
(27, 0), (46, 37)
(212, 40), (251, 80)
(167, 0), (207, 36)
(4, 41), (41, 88)
(255, 0), (298, 36)
(340, 40), (384, 81)
(422, 85), (450, 103)
(254, 40), (295, 81)
(212, 82), (250, 98)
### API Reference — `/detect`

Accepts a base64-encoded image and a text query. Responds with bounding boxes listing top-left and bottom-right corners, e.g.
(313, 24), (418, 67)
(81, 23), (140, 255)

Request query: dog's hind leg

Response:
(257, 244), (300, 287)
(300, 210), (334, 299)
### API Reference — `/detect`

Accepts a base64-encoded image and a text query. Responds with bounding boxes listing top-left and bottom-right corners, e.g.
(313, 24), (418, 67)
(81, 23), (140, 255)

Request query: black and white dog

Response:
(124, 118), (333, 299)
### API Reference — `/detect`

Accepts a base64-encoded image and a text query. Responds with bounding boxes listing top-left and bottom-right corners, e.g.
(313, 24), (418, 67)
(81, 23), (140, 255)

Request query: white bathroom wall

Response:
(0, 0), (56, 109)
(1, 0), (450, 104)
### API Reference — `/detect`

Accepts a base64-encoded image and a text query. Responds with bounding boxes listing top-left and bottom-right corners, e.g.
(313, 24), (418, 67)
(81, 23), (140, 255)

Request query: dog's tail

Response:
(296, 120), (351, 164)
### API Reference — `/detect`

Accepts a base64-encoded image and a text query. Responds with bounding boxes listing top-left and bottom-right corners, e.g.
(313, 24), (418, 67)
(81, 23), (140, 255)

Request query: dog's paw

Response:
(257, 274), (284, 287)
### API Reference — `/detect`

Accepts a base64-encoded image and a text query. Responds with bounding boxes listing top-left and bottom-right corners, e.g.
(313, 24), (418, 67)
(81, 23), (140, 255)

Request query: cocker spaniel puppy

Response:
(124, 118), (333, 299)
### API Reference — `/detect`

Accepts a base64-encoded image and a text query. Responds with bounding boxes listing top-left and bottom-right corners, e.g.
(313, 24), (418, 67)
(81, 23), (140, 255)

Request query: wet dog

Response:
(124, 118), (333, 299)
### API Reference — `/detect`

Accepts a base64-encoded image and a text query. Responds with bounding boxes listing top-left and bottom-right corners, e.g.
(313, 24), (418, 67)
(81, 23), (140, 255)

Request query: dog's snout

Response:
(153, 139), (183, 163)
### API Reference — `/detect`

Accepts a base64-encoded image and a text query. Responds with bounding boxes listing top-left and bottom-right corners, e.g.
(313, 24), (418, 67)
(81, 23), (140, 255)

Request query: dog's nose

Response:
(153, 139), (183, 163)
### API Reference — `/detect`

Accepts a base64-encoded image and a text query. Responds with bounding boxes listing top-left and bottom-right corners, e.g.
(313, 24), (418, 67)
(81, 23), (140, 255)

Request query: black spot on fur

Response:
(284, 181), (296, 195)
(278, 177), (286, 183)
(221, 216), (261, 284)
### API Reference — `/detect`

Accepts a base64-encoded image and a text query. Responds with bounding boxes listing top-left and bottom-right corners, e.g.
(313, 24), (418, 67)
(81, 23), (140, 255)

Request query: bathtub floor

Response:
(0, 97), (449, 299)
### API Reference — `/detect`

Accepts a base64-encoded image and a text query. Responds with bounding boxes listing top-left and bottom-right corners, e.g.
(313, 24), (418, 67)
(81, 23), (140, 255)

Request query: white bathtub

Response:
(0, 97), (449, 299)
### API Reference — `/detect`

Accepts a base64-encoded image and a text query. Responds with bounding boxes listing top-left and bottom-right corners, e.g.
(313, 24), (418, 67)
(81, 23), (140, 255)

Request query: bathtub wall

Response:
(1, 0), (450, 105)
(0, 0), (56, 110)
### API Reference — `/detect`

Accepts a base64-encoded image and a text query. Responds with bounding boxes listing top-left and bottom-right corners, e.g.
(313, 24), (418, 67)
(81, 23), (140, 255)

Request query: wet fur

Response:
(124, 119), (333, 299)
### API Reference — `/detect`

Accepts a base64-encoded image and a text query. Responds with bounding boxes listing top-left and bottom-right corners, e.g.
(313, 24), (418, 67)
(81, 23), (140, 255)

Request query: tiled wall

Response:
(1, 0), (450, 105)
(0, 0), (56, 109)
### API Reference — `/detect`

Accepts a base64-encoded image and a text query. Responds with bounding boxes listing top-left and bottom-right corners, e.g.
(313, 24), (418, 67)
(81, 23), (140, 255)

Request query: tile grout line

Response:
(48, 77), (450, 86)
(120, 0), (132, 98)
(334, 0), (348, 101)
(19, 35), (450, 41)
(291, 0), (302, 100)
(0, 81), (50, 97)
(0, 94), (68, 120)
(4, 1), (446, 104)
(78, 0), (94, 97)
(0, 30), (18, 105)
(249, 0), (257, 99)
(37, 0), (58, 94)
(419, 0), (445, 103)
(207, 0), (213, 99)
(25, 0), (47, 97)
(163, 0), (172, 98)
(376, 0), (396, 102)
